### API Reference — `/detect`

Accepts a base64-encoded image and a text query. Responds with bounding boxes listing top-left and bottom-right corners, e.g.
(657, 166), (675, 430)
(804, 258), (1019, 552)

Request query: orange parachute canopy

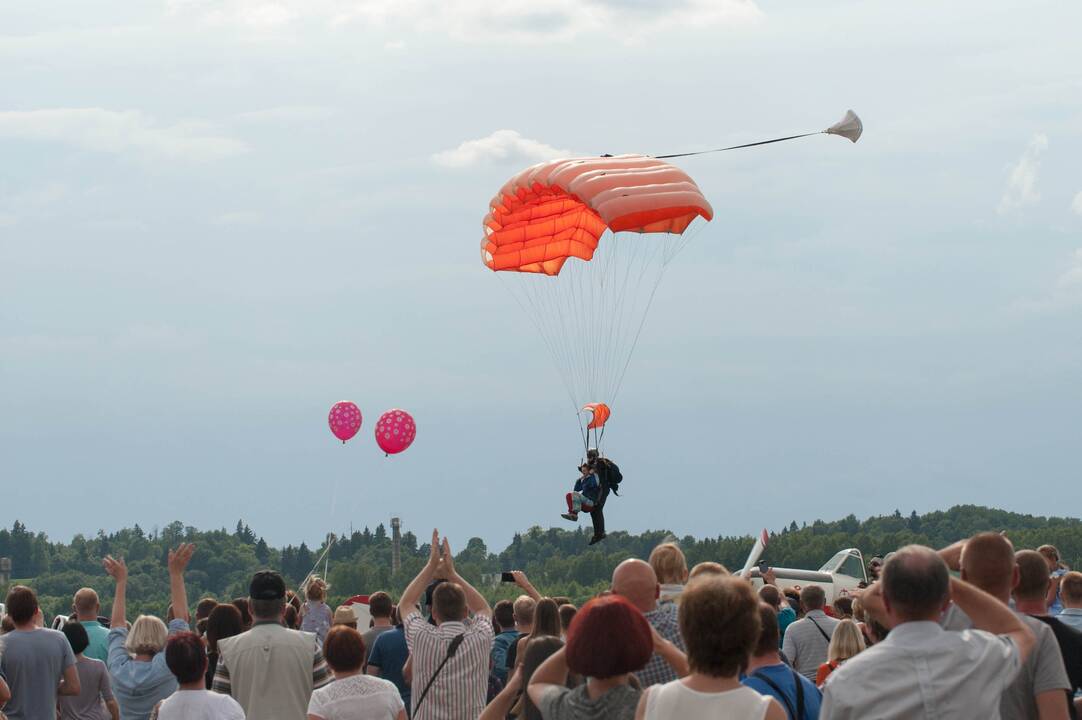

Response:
(581, 403), (611, 430)
(481, 155), (714, 276)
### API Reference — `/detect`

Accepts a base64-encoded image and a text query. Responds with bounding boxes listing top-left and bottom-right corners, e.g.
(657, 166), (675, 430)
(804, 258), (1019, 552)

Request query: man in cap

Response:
(867, 556), (884, 583)
(212, 570), (332, 719)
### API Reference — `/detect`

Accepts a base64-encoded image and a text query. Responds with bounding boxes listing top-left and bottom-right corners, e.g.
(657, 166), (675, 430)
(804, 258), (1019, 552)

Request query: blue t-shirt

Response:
(1050, 568), (1067, 615)
(107, 618), (188, 720)
(490, 630), (521, 684)
(777, 606), (797, 646)
(573, 473), (600, 503)
(743, 662), (822, 720)
(368, 626), (411, 708)
(0, 628), (77, 720)
(81, 620), (111, 663)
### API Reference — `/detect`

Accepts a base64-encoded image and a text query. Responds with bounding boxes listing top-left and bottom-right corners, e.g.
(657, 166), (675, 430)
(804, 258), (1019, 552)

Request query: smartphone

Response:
(757, 560), (769, 574)
(501, 572), (516, 583)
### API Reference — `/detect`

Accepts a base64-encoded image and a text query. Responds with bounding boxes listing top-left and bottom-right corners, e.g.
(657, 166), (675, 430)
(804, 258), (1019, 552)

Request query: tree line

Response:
(1, 505), (1079, 620)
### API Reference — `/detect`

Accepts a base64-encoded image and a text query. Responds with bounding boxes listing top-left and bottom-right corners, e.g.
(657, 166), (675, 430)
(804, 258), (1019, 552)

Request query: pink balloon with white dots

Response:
(328, 401), (363, 443)
(375, 408), (416, 455)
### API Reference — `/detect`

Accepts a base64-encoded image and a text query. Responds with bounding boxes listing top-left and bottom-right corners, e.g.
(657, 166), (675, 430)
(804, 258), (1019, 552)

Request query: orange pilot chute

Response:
(581, 403), (611, 430)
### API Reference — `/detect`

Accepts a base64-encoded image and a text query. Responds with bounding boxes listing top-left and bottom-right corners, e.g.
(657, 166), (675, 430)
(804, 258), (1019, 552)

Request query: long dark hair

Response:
(206, 604), (244, 655)
(520, 637), (564, 720)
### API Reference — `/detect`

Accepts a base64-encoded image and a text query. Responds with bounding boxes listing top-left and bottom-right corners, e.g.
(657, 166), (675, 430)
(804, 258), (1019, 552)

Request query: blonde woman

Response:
(815, 619), (865, 687)
(649, 543), (689, 604)
(104, 544), (195, 720)
(688, 562), (729, 581)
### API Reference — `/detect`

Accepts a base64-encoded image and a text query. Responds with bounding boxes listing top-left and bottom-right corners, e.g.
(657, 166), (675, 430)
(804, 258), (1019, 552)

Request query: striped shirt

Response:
(635, 603), (685, 688)
(781, 610), (840, 680)
(404, 610), (494, 720)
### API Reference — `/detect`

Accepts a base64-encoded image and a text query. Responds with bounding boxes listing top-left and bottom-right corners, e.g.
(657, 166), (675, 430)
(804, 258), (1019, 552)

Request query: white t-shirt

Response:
(645, 681), (772, 720)
(152, 689), (245, 720)
(307, 674), (405, 720)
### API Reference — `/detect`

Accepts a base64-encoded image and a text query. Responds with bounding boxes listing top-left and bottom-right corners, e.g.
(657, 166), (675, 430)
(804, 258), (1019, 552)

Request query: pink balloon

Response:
(375, 408), (416, 455)
(328, 401), (363, 443)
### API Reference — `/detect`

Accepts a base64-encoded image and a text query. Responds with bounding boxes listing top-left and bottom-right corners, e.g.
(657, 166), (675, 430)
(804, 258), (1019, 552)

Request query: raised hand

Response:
(168, 543), (196, 575)
(859, 581), (887, 625)
(427, 529), (440, 568)
(441, 537), (456, 578)
(103, 555), (128, 583)
(511, 570), (542, 600)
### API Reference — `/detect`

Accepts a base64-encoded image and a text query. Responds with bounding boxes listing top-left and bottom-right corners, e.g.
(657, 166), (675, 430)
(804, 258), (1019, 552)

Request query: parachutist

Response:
(585, 448), (622, 545)
(561, 463), (600, 523)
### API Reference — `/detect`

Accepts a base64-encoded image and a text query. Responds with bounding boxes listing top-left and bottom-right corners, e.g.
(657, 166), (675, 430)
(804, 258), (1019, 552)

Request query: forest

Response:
(2, 504), (1080, 620)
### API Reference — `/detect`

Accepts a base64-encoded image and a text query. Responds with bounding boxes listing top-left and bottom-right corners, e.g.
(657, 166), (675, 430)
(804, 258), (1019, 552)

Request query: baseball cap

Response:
(249, 571), (286, 601)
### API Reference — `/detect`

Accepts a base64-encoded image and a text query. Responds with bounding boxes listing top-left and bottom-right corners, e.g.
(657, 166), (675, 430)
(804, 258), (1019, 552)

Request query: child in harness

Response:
(561, 463), (600, 522)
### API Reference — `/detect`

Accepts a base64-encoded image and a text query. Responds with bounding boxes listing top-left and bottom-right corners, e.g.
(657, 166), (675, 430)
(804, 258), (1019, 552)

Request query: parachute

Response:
(482, 155), (713, 448)
(480, 111), (862, 448)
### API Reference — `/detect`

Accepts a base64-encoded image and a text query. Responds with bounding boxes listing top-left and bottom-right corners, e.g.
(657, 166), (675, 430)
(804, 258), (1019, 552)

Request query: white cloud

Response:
(1072, 191), (1082, 216)
(997, 133), (1048, 214)
(169, 0), (763, 42)
(432, 130), (570, 168)
(0, 108), (247, 162)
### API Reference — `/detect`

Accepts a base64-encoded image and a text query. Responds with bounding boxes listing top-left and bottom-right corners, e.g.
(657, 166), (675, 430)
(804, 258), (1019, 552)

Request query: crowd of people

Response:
(2, 530), (1081, 720)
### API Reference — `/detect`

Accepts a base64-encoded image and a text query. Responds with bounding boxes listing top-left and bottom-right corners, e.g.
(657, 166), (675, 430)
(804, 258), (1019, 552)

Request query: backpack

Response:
(598, 458), (623, 493)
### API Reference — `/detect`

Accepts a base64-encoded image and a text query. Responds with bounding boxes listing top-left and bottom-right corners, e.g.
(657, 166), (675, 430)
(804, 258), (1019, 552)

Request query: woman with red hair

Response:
(526, 594), (686, 720)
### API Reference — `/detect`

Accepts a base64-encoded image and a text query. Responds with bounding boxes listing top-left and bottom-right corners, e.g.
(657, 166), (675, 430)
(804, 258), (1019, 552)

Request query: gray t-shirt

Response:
(536, 684), (641, 720)
(0, 628), (77, 720)
(59, 657), (115, 720)
(361, 626), (393, 663)
(942, 605), (1070, 719)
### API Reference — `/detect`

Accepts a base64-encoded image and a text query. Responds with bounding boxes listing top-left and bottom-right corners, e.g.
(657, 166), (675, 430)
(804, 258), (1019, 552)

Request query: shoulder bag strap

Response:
(413, 633), (466, 719)
(791, 668), (806, 719)
(806, 616), (831, 642)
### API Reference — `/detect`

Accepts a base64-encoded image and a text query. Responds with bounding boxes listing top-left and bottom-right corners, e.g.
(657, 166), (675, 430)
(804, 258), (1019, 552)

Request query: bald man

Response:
(72, 588), (109, 662)
(942, 533), (1071, 720)
(611, 558), (685, 687)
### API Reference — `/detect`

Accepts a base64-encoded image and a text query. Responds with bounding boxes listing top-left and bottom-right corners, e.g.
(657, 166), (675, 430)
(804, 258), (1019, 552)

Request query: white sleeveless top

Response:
(644, 680), (772, 720)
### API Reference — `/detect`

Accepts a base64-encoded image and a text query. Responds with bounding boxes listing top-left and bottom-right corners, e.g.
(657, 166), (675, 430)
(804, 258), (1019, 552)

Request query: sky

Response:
(2, 0), (1082, 554)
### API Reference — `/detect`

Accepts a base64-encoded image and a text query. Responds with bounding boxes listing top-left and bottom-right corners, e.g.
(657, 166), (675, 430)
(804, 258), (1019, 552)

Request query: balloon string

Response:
(654, 132), (821, 159)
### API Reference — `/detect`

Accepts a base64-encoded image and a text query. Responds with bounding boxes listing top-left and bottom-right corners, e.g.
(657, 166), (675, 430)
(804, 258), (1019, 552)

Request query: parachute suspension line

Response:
(608, 220), (708, 406)
(655, 132), (821, 159)
(498, 217), (708, 444)
(499, 273), (579, 414)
